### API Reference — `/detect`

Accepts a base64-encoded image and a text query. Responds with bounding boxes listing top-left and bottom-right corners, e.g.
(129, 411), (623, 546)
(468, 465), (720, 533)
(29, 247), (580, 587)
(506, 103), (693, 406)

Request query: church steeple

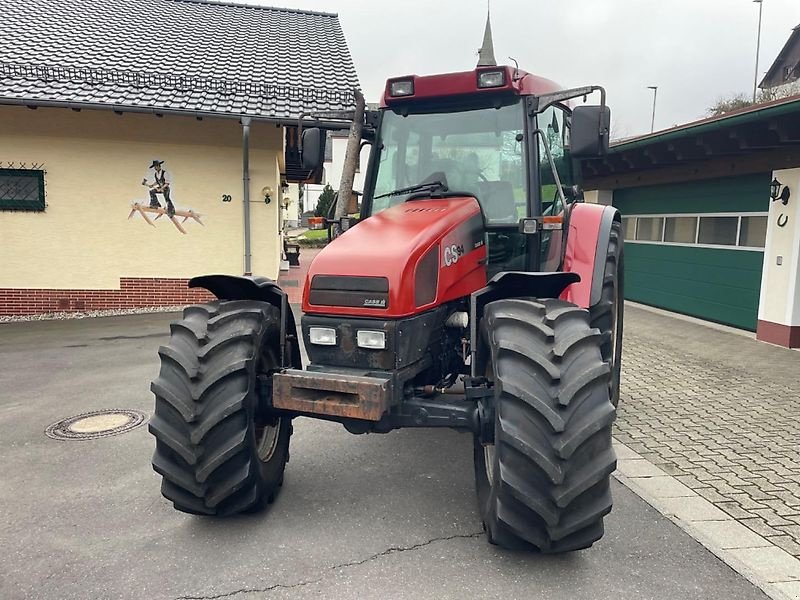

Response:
(477, 4), (497, 67)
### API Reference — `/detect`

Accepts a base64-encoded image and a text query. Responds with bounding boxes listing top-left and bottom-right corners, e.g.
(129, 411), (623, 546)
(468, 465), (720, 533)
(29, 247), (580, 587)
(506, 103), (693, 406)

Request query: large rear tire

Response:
(149, 300), (291, 516)
(474, 298), (616, 552)
(589, 220), (624, 407)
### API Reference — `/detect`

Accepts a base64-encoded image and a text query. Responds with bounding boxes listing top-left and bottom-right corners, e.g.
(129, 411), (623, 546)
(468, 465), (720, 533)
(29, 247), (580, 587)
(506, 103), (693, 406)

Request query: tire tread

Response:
(477, 298), (617, 553)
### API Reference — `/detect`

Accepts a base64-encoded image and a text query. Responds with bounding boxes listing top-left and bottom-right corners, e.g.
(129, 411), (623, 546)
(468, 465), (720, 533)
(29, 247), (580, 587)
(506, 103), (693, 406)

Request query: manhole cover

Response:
(45, 409), (148, 440)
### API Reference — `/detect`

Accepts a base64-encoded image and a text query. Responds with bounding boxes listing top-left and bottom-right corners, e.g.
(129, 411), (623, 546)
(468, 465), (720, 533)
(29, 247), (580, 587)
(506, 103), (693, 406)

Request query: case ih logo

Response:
(364, 298), (387, 308)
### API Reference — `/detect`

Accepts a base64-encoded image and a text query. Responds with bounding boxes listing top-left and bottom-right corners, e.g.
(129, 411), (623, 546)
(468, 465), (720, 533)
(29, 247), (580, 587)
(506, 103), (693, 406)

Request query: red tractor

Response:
(149, 60), (623, 553)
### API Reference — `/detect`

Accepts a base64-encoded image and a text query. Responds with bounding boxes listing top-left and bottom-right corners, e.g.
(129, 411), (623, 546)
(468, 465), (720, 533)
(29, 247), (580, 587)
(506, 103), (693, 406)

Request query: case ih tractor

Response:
(149, 58), (623, 553)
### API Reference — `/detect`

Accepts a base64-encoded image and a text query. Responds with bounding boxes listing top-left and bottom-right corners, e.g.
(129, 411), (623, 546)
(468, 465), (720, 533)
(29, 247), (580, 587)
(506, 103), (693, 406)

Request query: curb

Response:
(613, 438), (800, 600)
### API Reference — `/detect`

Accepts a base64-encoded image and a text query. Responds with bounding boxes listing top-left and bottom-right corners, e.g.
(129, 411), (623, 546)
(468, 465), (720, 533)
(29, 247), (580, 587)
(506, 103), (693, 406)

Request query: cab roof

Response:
(380, 65), (562, 108)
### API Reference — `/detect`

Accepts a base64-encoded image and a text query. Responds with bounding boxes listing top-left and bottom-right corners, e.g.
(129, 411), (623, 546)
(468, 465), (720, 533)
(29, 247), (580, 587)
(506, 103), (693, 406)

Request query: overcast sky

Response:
(263, 0), (798, 138)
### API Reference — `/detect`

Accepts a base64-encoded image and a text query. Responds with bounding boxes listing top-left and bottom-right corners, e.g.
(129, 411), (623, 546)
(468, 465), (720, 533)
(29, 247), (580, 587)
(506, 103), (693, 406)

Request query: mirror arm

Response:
(297, 111), (358, 152)
(298, 108), (375, 152)
(533, 85), (607, 114)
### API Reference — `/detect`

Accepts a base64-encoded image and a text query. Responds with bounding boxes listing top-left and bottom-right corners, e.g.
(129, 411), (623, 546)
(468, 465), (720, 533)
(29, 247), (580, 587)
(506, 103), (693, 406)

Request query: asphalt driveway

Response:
(0, 311), (768, 600)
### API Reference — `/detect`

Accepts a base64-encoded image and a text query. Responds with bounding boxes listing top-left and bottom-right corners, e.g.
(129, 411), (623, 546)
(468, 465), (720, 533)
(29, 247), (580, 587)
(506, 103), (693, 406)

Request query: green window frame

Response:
(0, 168), (46, 212)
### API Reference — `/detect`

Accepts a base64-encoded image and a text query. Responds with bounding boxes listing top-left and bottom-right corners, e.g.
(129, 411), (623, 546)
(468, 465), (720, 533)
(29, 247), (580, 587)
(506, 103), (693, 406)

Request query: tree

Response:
(708, 83), (800, 117)
(314, 184), (335, 217)
(707, 93), (756, 117)
(335, 89), (365, 223)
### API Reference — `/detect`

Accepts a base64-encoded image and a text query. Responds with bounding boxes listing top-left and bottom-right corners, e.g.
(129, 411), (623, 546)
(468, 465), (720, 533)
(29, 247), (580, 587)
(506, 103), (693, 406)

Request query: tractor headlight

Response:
(309, 327), (337, 346)
(389, 80), (414, 97)
(477, 70), (506, 88)
(356, 330), (386, 350)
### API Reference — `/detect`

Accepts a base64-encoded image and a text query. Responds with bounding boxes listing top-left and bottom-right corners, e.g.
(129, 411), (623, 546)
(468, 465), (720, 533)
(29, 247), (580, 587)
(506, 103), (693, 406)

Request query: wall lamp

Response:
(262, 186), (273, 204)
(770, 178), (790, 205)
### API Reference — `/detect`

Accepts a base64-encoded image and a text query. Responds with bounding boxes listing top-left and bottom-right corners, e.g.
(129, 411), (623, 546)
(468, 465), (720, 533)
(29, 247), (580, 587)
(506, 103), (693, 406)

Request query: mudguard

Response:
(188, 274), (302, 369)
(560, 203), (620, 309)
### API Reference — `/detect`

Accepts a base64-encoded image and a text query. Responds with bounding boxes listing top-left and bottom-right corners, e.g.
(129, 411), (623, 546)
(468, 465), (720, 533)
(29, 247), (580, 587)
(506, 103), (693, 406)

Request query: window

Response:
(0, 169), (45, 211)
(324, 133), (333, 163)
(371, 101), (525, 223)
(538, 105), (572, 205)
(698, 216), (738, 246)
(622, 217), (636, 241)
(636, 217), (664, 241)
(739, 216), (767, 248)
(664, 217), (697, 243)
(621, 212), (767, 250)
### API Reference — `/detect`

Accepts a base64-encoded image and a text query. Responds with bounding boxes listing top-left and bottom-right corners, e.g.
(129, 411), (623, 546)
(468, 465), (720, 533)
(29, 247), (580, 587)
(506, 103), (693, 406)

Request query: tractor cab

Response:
(302, 64), (610, 281)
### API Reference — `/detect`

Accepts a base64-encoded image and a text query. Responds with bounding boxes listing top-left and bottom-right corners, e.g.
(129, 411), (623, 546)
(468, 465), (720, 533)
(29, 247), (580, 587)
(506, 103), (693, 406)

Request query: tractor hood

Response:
(301, 197), (487, 318)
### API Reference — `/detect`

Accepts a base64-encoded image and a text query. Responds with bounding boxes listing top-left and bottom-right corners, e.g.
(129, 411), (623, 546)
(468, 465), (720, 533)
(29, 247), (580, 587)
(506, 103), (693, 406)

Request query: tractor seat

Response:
(478, 181), (517, 223)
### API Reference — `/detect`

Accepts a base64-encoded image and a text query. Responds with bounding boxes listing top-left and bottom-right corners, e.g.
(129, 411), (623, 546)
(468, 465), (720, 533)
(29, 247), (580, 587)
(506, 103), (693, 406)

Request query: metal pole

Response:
(648, 86), (658, 133)
(753, 0), (764, 103)
(242, 117), (252, 275)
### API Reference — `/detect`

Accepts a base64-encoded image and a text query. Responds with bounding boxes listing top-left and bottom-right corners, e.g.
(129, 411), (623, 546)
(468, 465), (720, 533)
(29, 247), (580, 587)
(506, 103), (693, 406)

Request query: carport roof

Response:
(583, 94), (800, 184)
(0, 0), (360, 122)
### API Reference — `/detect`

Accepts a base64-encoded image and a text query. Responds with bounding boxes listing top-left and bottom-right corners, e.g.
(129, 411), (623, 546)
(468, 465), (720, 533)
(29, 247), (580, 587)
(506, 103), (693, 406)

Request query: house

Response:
(760, 24), (800, 92)
(0, 0), (359, 315)
(580, 95), (800, 348)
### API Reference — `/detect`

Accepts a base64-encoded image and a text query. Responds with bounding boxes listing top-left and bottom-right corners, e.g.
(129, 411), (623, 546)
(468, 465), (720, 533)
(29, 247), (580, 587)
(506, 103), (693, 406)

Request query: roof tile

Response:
(0, 0), (360, 120)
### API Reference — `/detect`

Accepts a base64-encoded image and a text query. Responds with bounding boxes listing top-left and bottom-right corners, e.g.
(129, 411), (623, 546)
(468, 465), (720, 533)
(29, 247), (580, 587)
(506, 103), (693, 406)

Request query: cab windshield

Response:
(370, 101), (526, 224)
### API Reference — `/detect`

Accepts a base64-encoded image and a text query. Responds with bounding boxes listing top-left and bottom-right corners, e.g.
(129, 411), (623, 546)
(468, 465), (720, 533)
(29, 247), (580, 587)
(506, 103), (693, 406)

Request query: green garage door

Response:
(614, 174), (769, 330)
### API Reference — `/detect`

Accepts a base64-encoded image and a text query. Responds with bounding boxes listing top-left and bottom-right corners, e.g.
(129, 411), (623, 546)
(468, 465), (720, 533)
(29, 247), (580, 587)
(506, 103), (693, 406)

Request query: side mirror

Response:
(570, 105), (610, 158)
(301, 128), (325, 170)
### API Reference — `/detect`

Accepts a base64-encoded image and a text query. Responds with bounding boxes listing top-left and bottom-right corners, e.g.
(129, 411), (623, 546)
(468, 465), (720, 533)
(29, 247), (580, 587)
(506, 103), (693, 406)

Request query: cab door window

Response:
(537, 105), (572, 212)
(537, 106), (571, 272)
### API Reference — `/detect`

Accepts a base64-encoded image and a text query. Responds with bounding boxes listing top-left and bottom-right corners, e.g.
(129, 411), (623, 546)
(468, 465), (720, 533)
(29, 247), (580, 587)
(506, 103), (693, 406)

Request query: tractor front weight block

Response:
(272, 369), (391, 421)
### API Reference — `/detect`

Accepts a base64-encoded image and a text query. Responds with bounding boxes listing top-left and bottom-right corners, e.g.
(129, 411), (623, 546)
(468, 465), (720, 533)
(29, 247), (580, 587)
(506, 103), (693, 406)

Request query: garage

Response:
(614, 174), (769, 330)
(581, 95), (800, 344)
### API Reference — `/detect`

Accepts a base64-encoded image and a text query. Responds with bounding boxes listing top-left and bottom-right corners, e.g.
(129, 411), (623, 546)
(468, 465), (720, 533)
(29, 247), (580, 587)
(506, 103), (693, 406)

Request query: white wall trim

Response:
(624, 240), (766, 252)
(623, 212), (769, 218)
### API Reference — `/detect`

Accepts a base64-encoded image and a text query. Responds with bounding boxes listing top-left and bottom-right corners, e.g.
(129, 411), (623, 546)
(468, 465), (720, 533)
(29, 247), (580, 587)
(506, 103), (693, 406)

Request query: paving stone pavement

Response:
(616, 304), (800, 558)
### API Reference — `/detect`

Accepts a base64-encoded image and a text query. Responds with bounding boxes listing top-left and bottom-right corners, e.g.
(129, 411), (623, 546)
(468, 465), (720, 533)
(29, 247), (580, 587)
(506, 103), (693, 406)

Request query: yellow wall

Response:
(0, 106), (283, 289)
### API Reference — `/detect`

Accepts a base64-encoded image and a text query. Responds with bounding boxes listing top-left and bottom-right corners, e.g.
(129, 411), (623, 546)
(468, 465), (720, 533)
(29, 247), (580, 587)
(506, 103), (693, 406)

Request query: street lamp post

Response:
(648, 86), (658, 133)
(753, 0), (764, 102)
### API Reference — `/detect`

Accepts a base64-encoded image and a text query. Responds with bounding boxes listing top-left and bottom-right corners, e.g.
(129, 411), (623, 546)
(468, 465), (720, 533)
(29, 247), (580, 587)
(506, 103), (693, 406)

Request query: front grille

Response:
(309, 275), (390, 309)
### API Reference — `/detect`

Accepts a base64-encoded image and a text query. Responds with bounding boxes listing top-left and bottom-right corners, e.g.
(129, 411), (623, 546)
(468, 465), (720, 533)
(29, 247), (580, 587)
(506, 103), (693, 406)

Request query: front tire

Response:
(149, 300), (291, 516)
(474, 299), (616, 552)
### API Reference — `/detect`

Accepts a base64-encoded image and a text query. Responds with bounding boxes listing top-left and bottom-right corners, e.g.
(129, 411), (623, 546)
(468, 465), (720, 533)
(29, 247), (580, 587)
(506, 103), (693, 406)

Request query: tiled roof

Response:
(0, 0), (360, 120)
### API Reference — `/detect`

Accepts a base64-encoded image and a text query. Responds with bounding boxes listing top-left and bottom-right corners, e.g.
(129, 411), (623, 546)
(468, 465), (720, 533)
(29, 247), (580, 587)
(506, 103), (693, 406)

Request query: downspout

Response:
(242, 117), (252, 275)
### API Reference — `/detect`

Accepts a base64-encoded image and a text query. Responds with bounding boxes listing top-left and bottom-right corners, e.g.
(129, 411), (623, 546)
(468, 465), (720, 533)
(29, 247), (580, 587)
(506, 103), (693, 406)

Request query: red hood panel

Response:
(302, 198), (487, 318)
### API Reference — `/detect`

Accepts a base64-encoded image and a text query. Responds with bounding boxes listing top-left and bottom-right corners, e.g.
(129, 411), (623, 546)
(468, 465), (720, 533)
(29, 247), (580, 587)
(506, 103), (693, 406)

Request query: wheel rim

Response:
(483, 361), (497, 482)
(611, 284), (620, 368)
(256, 419), (281, 462)
(484, 444), (496, 481)
(254, 338), (283, 463)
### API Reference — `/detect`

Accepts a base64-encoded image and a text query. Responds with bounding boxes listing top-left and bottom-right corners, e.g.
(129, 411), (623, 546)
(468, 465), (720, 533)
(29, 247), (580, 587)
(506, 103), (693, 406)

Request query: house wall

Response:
(757, 167), (800, 347)
(285, 183), (301, 227)
(0, 106), (284, 314)
(761, 38), (800, 88)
